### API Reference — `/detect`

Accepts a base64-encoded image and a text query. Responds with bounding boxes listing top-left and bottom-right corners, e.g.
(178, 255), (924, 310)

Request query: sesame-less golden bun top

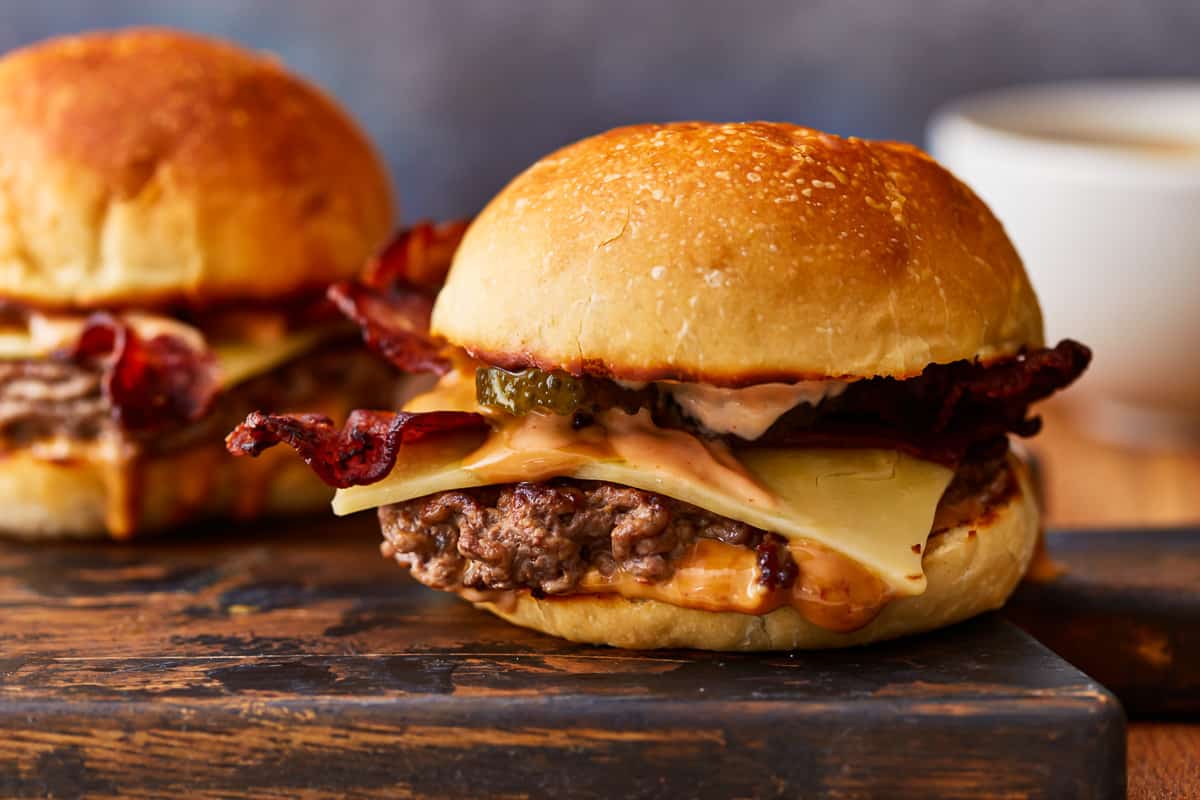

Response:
(433, 122), (1043, 384)
(0, 28), (395, 309)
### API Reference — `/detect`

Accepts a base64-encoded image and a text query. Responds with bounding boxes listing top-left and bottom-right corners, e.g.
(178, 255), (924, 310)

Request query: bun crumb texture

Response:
(0, 28), (395, 309)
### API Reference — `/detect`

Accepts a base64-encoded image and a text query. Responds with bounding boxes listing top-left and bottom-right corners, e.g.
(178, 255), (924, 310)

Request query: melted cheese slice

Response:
(333, 410), (955, 596)
(0, 312), (345, 388)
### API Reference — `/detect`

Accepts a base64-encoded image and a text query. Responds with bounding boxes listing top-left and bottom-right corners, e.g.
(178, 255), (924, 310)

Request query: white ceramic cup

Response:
(928, 81), (1200, 447)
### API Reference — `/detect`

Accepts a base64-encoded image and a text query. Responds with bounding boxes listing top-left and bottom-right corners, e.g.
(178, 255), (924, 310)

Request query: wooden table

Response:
(1029, 405), (1200, 800)
(1, 529), (1125, 798)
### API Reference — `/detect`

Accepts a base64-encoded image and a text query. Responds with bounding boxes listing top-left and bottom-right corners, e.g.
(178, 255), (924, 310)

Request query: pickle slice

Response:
(476, 367), (589, 415)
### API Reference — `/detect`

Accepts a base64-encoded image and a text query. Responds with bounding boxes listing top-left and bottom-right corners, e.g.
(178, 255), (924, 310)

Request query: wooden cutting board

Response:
(1006, 526), (1200, 715)
(0, 517), (1124, 799)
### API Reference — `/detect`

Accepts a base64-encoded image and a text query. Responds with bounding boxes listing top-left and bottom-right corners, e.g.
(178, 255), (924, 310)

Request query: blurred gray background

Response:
(2, 0), (1198, 220)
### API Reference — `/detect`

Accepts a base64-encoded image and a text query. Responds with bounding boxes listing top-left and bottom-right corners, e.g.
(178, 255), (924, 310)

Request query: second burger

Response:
(0, 28), (405, 538)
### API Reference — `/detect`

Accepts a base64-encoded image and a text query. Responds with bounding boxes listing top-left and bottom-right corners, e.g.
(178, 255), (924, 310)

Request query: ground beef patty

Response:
(379, 480), (777, 595)
(379, 453), (1015, 597)
(0, 360), (109, 444)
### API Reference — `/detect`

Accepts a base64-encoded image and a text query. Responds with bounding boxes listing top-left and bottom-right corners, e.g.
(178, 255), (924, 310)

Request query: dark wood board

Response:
(1006, 526), (1200, 715)
(1, 517), (1124, 799)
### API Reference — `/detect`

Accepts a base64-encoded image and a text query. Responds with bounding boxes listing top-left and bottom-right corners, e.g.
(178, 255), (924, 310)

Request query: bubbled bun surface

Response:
(0, 28), (395, 309)
(434, 122), (1043, 384)
(478, 456), (1040, 650)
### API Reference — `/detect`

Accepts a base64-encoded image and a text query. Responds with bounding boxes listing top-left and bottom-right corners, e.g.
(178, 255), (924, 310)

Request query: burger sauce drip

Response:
(787, 540), (890, 632)
(572, 537), (890, 633)
(101, 456), (141, 540)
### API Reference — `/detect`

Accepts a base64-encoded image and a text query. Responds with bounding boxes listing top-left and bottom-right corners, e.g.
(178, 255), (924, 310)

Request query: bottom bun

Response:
(0, 443), (333, 540)
(478, 455), (1040, 650)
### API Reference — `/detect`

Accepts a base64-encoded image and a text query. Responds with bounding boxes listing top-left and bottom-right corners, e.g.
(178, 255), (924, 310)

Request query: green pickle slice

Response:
(476, 367), (589, 416)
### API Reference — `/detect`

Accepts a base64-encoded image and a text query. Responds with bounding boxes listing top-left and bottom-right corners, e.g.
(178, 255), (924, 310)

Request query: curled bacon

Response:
(902, 339), (1092, 441)
(70, 313), (220, 432)
(328, 219), (472, 375)
(759, 339), (1092, 464)
(226, 408), (488, 488)
(327, 281), (450, 375)
(362, 219), (471, 292)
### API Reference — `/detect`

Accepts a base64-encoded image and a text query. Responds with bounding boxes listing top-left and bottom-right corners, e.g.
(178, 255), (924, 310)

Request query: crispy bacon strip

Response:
(226, 409), (488, 488)
(760, 339), (1092, 464)
(908, 338), (1092, 443)
(362, 219), (471, 292)
(70, 313), (220, 431)
(327, 281), (450, 375)
(328, 219), (472, 375)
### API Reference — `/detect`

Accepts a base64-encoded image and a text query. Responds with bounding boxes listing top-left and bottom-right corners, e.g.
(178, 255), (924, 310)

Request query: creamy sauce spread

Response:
(578, 539), (773, 614)
(421, 366), (845, 441)
(618, 377), (849, 439)
(564, 537), (888, 632)
(461, 410), (609, 484)
(664, 380), (847, 439)
(598, 409), (777, 509)
(459, 407), (778, 509)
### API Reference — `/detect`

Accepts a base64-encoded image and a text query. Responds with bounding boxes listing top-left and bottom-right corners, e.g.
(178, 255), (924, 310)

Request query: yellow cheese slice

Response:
(332, 412), (954, 596)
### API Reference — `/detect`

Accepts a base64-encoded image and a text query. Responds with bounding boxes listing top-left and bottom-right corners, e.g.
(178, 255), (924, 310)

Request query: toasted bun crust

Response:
(434, 122), (1043, 384)
(0, 347), (399, 540)
(0, 28), (395, 309)
(478, 456), (1039, 650)
(0, 443), (333, 540)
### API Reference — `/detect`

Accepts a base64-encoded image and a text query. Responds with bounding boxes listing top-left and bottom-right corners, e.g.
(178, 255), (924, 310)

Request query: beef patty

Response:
(0, 361), (108, 444)
(380, 481), (773, 595)
(379, 450), (1015, 597)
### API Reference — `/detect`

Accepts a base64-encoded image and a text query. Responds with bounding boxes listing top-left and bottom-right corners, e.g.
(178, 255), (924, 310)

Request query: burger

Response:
(0, 28), (405, 538)
(229, 122), (1090, 650)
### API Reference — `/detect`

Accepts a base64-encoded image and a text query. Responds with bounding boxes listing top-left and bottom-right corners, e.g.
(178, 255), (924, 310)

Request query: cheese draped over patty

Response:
(334, 375), (956, 596)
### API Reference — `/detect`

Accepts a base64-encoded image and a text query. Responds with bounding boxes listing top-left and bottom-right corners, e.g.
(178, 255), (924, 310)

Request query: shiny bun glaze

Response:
(0, 28), (395, 309)
(434, 121), (1043, 385)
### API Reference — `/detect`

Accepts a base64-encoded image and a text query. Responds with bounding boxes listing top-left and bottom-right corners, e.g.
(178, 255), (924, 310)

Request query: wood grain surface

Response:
(1128, 724), (1200, 800)
(1031, 406), (1200, 800)
(1, 517), (1123, 799)
(1005, 527), (1200, 714)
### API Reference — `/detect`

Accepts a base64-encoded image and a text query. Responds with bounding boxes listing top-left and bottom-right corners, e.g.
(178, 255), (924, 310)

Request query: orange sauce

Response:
(787, 541), (890, 631)
(463, 411), (612, 484)
(600, 410), (777, 509)
(578, 539), (777, 614)
(575, 538), (890, 633)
